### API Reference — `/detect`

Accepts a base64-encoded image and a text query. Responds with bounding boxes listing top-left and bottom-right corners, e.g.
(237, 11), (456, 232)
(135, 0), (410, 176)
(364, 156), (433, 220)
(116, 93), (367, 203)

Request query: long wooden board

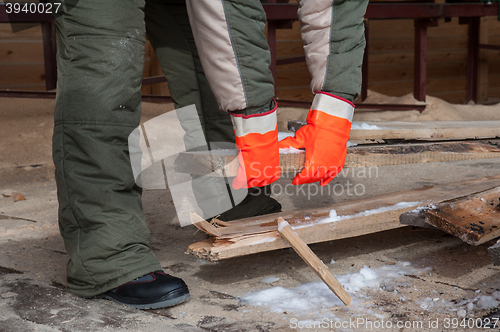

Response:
(187, 175), (500, 261)
(288, 121), (500, 142)
(175, 140), (500, 177)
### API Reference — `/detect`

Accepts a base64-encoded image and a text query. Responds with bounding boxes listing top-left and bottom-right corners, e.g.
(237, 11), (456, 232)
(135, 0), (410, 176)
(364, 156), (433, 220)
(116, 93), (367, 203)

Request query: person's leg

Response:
(184, 0), (281, 192)
(51, 0), (163, 298)
(185, 0), (274, 115)
(299, 0), (368, 101)
(277, 0), (368, 187)
(145, 0), (280, 221)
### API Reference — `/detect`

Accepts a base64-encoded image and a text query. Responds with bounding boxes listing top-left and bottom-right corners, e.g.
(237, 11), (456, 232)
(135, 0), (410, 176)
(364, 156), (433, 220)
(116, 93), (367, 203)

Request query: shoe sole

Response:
(99, 288), (190, 310)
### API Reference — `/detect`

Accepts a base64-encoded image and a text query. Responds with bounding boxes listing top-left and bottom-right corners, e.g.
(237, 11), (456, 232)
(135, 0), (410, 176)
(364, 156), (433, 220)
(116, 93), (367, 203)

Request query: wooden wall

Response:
(1, 15), (499, 104)
(0, 24), (45, 91)
(274, 16), (500, 104)
(0, 24), (155, 95)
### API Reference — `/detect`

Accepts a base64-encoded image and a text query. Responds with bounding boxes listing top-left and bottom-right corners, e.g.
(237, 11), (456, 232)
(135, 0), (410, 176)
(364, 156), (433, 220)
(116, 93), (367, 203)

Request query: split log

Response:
(289, 121), (500, 142)
(175, 140), (500, 177)
(187, 175), (500, 261)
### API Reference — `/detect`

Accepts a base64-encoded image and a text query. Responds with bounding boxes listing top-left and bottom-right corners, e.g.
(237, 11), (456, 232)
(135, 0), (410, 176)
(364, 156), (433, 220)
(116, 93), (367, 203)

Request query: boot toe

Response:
(99, 271), (190, 309)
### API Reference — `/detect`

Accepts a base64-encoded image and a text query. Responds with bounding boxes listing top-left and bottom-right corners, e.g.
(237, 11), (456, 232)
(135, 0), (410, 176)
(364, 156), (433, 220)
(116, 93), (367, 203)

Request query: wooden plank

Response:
(175, 140), (500, 177)
(276, 41), (305, 58)
(368, 62), (469, 82)
(350, 121), (500, 141)
(369, 36), (468, 53)
(0, 25), (42, 40)
(276, 61), (308, 71)
(276, 70), (311, 88)
(490, 74), (500, 87)
(488, 239), (500, 266)
(289, 122), (500, 141)
(187, 175), (500, 261)
(488, 87), (500, 103)
(277, 61), (483, 90)
(366, 77), (470, 98)
(369, 50), (471, 67)
(425, 187), (500, 245)
(0, 41), (43, 63)
(399, 210), (437, 229)
(277, 218), (352, 306)
(0, 64), (45, 88)
(369, 19), (469, 39)
(276, 88), (313, 102)
(276, 36), (470, 61)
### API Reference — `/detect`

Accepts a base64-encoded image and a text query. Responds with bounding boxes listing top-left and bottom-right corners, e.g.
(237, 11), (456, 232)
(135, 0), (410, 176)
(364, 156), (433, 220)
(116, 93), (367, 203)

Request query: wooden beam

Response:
(278, 218), (352, 306)
(175, 140), (500, 177)
(425, 187), (500, 245)
(288, 121), (500, 142)
(399, 211), (437, 229)
(400, 186), (500, 245)
(187, 175), (500, 261)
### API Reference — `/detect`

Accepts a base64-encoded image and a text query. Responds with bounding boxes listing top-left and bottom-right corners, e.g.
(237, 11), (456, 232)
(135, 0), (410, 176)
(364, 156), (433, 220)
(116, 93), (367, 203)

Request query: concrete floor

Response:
(0, 98), (499, 331)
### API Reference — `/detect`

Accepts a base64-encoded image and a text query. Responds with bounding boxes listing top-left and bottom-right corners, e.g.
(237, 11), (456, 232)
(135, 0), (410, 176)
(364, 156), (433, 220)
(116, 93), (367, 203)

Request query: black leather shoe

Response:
(99, 271), (190, 309)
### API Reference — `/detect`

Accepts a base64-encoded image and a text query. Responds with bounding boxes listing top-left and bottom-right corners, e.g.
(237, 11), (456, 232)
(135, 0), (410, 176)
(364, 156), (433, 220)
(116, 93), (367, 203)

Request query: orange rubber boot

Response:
(278, 91), (353, 186)
(231, 104), (281, 189)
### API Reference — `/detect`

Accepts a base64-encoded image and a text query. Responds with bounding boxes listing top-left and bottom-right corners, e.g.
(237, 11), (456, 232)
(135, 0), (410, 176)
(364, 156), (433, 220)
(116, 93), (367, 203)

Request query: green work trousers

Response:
(51, 0), (276, 297)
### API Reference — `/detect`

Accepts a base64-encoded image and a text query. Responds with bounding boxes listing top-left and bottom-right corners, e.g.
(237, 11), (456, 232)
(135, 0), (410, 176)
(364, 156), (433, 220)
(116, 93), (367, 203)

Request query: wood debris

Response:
(12, 192), (25, 202)
(187, 175), (500, 261)
(400, 186), (500, 246)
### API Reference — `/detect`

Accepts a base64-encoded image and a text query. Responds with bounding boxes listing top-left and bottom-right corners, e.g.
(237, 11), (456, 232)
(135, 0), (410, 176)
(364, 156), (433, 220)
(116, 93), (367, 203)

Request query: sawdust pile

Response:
(277, 90), (500, 130)
(356, 90), (500, 122)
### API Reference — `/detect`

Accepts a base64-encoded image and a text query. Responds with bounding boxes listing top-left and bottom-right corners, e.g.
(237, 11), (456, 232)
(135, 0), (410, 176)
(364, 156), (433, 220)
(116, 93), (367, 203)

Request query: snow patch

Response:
(294, 202), (422, 229)
(242, 262), (499, 320)
(411, 204), (437, 213)
(261, 276), (280, 284)
(417, 294), (499, 315)
(352, 123), (385, 130)
(250, 236), (277, 245)
(241, 263), (429, 317)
